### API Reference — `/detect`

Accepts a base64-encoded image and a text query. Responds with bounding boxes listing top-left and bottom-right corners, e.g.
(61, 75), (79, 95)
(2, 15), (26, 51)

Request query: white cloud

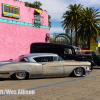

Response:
(49, 27), (65, 33)
(21, 0), (100, 21)
(21, 0), (68, 21)
(75, 0), (100, 7)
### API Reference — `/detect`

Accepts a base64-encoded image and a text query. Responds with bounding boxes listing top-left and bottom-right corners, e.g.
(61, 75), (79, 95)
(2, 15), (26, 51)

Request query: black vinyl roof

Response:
(31, 42), (74, 49)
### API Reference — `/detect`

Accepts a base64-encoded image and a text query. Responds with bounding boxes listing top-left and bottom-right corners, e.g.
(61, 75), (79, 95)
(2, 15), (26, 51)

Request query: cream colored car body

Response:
(0, 53), (91, 79)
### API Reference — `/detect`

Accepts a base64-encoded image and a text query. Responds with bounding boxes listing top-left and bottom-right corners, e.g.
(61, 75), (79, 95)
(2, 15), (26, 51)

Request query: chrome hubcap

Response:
(16, 72), (26, 79)
(75, 68), (83, 76)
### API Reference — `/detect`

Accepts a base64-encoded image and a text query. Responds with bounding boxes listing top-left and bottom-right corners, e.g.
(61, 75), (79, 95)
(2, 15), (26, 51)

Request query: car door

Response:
(31, 63), (43, 77)
(42, 56), (64, 76)
(63, 61), (74, 76)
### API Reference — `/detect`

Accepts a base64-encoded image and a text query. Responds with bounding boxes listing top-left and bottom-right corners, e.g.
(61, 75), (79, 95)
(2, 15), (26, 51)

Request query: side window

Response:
(34, 57), (44, 62)
(47, 57), (53, 62)
(64, 48), (72, 54)
(53, 57), (58, 61)
(34, 57), (53, 62)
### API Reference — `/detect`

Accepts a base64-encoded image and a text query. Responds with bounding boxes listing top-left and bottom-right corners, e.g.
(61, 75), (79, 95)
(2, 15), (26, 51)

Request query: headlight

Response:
(86, 66), (90, 70)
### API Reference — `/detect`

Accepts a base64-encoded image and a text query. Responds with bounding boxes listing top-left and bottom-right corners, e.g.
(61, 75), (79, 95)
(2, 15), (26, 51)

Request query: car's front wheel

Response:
(72, 67), (83, 77)
(12, 72), (28, 80)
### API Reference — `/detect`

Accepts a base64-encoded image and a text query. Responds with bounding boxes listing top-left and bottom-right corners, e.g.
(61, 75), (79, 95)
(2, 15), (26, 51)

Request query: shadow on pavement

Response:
(93, 68), (100, 69)
(0, 75), (85, 81)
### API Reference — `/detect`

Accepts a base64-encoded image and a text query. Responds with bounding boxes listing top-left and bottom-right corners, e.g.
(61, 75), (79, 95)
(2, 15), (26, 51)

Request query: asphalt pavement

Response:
(0, 67), (100, 100)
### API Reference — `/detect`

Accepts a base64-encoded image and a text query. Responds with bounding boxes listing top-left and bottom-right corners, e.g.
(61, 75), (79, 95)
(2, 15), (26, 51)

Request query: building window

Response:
(2, 3), (20, 18)
(34, 10), (42, 24)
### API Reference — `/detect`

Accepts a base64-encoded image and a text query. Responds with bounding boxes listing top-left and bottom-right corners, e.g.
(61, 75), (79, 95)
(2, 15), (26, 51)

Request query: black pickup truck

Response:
(30, 42), (95, 70)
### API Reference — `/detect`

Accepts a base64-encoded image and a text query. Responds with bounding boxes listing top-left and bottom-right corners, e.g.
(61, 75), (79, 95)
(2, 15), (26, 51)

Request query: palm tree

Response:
(78, 7), (100, 49)
(61, 11), (74, 45)
(61, 4), (83, 46)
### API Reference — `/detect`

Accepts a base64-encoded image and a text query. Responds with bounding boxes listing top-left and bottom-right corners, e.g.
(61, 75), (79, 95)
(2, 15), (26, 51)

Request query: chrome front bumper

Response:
(85, 70), (91, 75)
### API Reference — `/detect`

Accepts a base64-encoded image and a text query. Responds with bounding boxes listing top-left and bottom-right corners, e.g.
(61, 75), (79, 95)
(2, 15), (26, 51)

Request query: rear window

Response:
(14, 57), (29, 62)
(20, 57), (29, 62)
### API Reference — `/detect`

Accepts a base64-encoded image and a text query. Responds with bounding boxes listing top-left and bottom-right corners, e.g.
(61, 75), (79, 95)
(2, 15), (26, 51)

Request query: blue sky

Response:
(21, 0), (100, 35)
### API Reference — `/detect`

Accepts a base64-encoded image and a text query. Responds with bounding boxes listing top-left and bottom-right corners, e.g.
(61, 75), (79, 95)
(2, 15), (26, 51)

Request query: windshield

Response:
(58, 56), (64, 61)
(53, 56), (63, 61)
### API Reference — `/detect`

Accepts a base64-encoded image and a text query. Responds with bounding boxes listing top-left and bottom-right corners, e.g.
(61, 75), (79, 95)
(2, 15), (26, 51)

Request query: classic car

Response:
(0, 53), (91, 80)
(76, 50), (100, 66)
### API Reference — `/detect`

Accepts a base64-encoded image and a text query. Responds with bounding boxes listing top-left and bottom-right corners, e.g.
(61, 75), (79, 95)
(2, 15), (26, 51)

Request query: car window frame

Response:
(34, 56), (54, 62)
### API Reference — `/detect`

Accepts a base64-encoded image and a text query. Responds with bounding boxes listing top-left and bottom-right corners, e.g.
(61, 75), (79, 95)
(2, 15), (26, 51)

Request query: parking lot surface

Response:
(0, 67), (100, 100)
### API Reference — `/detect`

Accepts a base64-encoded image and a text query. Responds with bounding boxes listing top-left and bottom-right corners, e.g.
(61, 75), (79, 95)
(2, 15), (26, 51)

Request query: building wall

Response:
(0, 0), (48, 25)
(0, 0), (49, 60)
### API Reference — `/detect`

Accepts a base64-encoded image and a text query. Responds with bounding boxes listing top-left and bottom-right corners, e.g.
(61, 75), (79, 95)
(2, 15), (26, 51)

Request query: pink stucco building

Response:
(0, 0), (49, 60)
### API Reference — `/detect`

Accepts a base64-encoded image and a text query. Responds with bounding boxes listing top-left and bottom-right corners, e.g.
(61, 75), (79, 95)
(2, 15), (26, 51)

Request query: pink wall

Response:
(0, 0), (49, 60)
(0, 0), (48, 25)
(0, 22), (49, 60)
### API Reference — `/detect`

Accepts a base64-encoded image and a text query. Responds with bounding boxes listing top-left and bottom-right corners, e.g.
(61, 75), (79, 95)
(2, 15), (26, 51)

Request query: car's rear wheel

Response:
(72, 67), (83, 77)
(12, 72), (28, 80)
